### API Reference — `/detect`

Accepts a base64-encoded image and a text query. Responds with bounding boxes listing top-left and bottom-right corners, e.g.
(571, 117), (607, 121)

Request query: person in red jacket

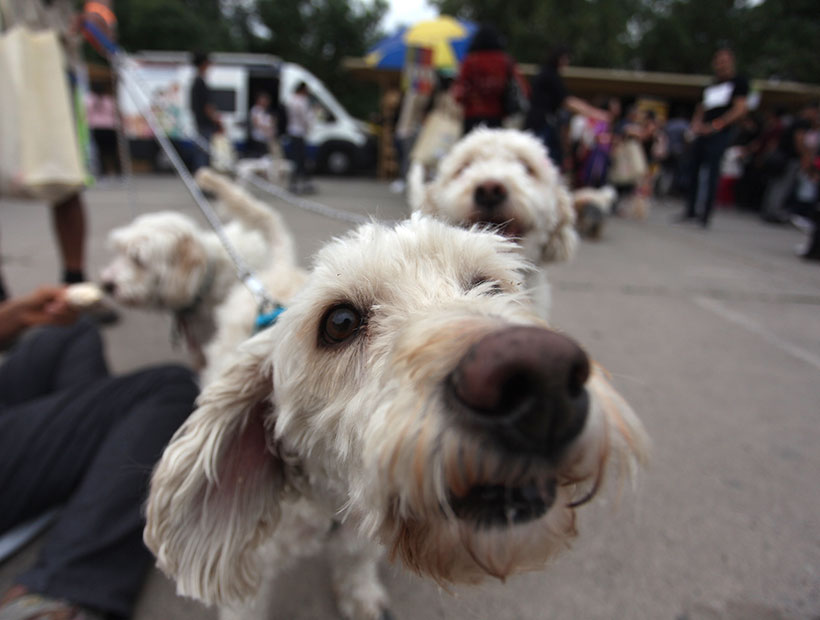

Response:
(453, 24), (528, 134)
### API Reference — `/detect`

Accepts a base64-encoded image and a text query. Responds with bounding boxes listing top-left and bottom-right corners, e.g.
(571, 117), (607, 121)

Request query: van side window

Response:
(211, 89), (237, 113)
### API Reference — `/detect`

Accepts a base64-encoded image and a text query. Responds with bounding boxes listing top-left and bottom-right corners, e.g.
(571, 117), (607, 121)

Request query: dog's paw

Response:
(333, 578), (391, 620)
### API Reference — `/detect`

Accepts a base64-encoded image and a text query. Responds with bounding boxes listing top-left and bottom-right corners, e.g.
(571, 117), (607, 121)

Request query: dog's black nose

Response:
(473, 181), (508, 209)
(448, 326), (590, 459)
(102, 281), (116, 295)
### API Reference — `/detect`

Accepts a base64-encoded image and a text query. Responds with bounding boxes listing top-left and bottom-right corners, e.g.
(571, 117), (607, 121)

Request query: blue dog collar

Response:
(255, 305), (286, 332)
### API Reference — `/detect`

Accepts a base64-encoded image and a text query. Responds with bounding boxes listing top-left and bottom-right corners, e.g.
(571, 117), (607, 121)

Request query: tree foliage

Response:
(431, 0), (642, 68)
(431, 0), (819, 83)
(111, 0), (817, 121)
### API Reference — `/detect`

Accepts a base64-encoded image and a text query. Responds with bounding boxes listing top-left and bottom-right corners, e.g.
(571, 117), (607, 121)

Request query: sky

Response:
(382, 0), (439, 32)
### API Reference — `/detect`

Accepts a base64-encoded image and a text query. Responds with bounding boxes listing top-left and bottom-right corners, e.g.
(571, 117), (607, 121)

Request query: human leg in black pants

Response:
(0, 321), (198, 618)
(683, 131), (732, 226)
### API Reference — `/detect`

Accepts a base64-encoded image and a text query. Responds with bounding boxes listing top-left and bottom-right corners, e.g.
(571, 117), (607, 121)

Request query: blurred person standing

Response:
(678, 46), (749, 228)
(525, 45), (610, 169)
(248, 91), (276, 158)
(85, 84), (120, 178)
(760, 103), (819, 223)
(0, 0), (117, 311)
(189, 51), (223, 172)
(285, 82), (316, 195)
(453, 24), (528, 134)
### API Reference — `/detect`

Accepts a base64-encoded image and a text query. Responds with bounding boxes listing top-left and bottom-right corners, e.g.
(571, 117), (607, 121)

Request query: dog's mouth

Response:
(469, 213), (527, 239)
(449, 478), (557, 528)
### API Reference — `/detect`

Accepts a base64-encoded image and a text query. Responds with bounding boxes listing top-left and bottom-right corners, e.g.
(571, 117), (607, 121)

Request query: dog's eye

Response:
(129, 251), (145, 269)
(320, 305), (363, 345)
(468, 276), (502, 296)
(521, 160), (537, 176)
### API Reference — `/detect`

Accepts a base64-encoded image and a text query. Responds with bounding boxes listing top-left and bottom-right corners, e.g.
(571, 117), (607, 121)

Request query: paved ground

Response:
(1, 175), (819, 620)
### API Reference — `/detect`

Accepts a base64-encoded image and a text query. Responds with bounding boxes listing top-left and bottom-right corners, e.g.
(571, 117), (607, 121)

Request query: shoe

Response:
(389, 180), (406, 194)
(0, 585), (104, 620)
(672, 213), (695, 224)
(790, 215), (813, 234)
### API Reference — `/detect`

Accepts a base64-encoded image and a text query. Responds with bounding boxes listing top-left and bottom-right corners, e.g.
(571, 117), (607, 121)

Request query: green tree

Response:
(117, 0), (242, 54)
(430, 0), (641, 67)
(248, 0), (388, 117)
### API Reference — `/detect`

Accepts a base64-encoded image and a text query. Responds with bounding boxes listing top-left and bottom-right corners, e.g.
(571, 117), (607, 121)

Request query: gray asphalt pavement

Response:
(1, 175), (818, 620)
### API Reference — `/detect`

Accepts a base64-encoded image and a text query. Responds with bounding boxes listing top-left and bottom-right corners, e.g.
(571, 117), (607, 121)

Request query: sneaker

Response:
(790, 215), (813, 234)
(0, 585), (105, 620)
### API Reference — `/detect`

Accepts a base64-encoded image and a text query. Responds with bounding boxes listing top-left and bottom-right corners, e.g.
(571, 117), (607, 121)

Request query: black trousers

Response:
(685, 129), (733, 224)
(288, 135), (310, 189)
(0, 320), (198, 617)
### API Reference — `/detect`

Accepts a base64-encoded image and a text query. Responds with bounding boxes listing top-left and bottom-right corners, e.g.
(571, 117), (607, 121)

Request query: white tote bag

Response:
(0, 26), (85, 201)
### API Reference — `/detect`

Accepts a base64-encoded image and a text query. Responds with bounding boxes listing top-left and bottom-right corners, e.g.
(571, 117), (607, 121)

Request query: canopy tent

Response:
(364, 16), (477, 72)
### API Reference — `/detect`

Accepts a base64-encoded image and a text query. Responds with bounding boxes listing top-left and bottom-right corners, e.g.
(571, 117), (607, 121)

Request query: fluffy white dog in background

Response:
(145, 214), (647, 620)
(408, 128), (577, 318)
(100, 168), (290, 367)
(572, 185), (618, 240)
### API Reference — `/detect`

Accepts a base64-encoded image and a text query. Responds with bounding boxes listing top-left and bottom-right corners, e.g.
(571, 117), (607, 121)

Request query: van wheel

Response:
(320, 142), (355, 175)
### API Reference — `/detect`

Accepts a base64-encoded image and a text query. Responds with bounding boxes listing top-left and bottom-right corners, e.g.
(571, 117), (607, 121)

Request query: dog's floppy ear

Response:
(541, 185), (579, 264)
(144, 329), (284, 605)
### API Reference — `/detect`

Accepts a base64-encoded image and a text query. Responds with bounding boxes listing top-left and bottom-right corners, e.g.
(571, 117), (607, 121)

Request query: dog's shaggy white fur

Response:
(99, 168), (291, 366)
(572, 185), (617, 240)
(408, 128), (577, 318)
(145, 214), (647, 620)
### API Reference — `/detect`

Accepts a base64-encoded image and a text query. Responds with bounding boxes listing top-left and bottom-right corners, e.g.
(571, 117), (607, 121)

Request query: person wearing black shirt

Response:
(761, 103), (819, 223)
(189, 52), (222, 172)
(679, 47), (749, 227)
(524, 46), (609, 168)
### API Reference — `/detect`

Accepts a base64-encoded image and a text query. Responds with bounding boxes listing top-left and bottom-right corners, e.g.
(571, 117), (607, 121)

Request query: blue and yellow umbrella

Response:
(365, 16), (477, 71)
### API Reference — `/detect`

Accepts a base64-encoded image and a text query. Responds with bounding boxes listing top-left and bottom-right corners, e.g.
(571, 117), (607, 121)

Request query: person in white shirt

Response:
(249, 91), (275, 157)
(285, 82), (316, 194)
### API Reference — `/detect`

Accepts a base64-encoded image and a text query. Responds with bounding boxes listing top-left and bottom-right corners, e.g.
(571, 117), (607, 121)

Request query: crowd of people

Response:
(396, 29), (819, 260)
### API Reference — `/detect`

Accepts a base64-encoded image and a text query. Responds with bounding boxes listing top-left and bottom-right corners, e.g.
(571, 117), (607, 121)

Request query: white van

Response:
(118, 51), (375, 174)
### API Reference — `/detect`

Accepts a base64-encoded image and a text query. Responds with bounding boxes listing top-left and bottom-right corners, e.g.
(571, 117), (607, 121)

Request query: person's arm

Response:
(0, 287), (77, 344)
(564, 96), (610, 123)
(205, 102), (223, 132)
(710, 96), (748, 133)
(691, 103), (707, 135)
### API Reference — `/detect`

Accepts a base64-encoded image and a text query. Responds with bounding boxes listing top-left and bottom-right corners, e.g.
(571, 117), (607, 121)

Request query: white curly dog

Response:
(409, 128), (577, 319)
(99, 168), (291, 367)
(145, 214), (647, 620)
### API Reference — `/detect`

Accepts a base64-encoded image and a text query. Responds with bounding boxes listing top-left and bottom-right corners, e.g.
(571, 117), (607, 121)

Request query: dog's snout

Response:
(473, 181), (508, 209)
(448, 326), (590, 458)
(101, 281), (117, 296)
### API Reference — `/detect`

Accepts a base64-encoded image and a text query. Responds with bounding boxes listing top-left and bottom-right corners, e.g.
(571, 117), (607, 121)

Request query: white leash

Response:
(241, 173), (374, 225)
(112, 51), (277, 312)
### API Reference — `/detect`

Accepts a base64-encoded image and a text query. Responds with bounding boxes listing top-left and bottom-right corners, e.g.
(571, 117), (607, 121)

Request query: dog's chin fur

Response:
(144, 214), (647, 613)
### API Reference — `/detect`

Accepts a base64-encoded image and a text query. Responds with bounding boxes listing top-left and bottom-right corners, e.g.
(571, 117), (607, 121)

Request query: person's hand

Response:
(691, 120), (709, 136)
(18, 287), (78, 328)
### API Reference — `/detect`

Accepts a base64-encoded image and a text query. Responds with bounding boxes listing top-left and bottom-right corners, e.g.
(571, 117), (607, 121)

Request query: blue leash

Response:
(255, 305), (286, 332)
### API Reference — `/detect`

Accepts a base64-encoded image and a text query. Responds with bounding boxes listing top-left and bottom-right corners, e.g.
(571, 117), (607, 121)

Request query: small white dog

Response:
(100, 168), (291, 367)
(572, 185), (618, 240)
(408, 128), (577, 318)
(236, 155), (294, 188)
(145, 214), (647, 620)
